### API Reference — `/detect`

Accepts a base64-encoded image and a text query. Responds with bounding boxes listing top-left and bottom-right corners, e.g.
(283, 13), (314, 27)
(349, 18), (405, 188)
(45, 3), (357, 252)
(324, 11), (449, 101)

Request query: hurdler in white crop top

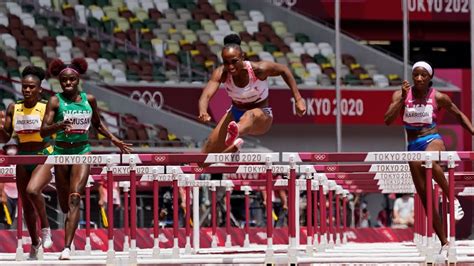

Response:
(224, 61), (269, 104)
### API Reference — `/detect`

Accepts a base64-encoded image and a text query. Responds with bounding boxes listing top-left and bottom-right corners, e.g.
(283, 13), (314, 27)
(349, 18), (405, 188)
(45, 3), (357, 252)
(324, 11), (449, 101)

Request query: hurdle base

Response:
(327, 233), (335, 248)
(152, 238), (160, 258)
(306, 236), (313, 256)
(70, 242), (76, 256)
(319, 233), (327, 251)
(243, 234), (250, 248)
(424, 238), (436, 264)
(106, 249), (115, 264)
(129, 239), (138, 263)
(264, 238), (274, 265)
(172, 238), (180, 259)
(448, 238), (457, 263)
(342, 232), (347, 244)
(225, 235), (232, 248)
(123, 236), (130, 252)
(313, 233), (319, 250)
(211, 235), (218, 248)
(288, 237), (298, 264)
(15, 240), (24, 261)
(185, 236), (192, 254)
(419, 236), (428, 255)
(84, 237), (92, 255)
(335, 233), (341, 246)
(37, 246), (44, 260)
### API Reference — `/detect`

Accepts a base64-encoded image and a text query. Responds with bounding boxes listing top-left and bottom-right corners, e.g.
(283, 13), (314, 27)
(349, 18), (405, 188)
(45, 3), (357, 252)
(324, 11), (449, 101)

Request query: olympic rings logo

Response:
(345, 180), (353, 185)
(326, 166), (337, 172)
(313, 154), (327, 161)
(154, 155), (167, 163)
(193, 167), (203, 173)
(337, 174), (346, 179)
(271, 0), (297, 8)
(464, 176), (473, 180)
(130, 90), (164, 110)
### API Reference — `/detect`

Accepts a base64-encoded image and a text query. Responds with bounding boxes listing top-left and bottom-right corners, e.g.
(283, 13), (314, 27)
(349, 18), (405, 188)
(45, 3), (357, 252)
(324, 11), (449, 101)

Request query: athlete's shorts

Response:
(407, 133), (442, 151)
(52, 143), (91, 155)
(18, 146), (54, 173)
(228, 105), (273, 122)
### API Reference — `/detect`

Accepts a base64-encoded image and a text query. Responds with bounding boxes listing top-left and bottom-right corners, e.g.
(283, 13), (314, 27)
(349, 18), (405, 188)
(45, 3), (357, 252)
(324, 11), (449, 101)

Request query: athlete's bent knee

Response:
(68, 192), (82, 209)
(26, 186), (41, 199)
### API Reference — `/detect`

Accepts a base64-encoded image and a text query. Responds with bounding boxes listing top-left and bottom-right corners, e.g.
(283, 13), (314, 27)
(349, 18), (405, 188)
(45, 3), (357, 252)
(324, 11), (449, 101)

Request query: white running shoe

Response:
(454, 199), (464, 221)
(28, 239), (41, 260)
(439, 242), (449, 258)
(41, 227), (53, 249)
(233, 138), (244, 151)
(59, 248), (71, 260)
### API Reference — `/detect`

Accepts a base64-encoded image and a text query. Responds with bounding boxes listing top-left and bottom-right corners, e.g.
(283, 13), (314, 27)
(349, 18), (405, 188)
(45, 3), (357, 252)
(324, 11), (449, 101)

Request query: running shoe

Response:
(59, 247), (71, 260)
(41, 227), (53, 249)
(225, 121), (239, 146)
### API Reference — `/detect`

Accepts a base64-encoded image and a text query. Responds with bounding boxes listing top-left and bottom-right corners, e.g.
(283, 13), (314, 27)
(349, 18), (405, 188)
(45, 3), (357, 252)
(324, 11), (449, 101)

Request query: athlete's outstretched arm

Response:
(384, 80), (410, 125)
(198, 66), (224, 122)
(255, 61), (306, 116)
(40, 96), (70, 138)
(0, 104), (14, 142)
(88, 94), (132, 153)
(437, 92), (474, 134)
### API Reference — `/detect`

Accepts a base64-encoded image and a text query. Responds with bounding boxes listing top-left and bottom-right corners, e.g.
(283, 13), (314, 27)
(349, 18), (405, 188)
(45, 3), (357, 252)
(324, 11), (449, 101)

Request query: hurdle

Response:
(0, 151), (472, 264)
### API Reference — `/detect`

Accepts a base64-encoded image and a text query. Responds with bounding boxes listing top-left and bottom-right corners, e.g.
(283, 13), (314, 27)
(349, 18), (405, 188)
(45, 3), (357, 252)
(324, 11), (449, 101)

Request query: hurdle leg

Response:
(335, 193), (341, 246)
(123, 186), (130, 253)
(327, 188), (335, 248)
(447, 157), (457, 263)
(15, 197), (23, 261)
(210, 186), (218, 248)
(84, 184), (92, 255)
(313, 188), (319, 249)
(433, 184), (441, 249)
(172, 173), (180, 258)
(287, 161), (298, 264)
(243, 187), (250, 248)
(185, 186), (192, 254)
(318, 183), (327, 251)
(152, 179), (159, 257)
(342, 196), (347, 244)
(129, 162), (138, 263)
(305, 176), (313, 256)
(424, 154), (435, 263)
(106, 165), (116, 264)
(264, 167), (275, 264)
(192, 186), (200, 253)
(224, 185), (232, 248)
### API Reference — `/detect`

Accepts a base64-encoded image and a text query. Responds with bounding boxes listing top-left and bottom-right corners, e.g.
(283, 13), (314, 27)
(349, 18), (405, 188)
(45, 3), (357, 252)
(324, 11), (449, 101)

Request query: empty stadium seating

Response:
(0, 0), (402, 87)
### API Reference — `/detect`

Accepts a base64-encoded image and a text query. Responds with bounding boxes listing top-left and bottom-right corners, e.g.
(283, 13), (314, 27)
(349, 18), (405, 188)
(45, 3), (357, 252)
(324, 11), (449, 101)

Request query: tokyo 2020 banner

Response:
(107, 85), (461, 126)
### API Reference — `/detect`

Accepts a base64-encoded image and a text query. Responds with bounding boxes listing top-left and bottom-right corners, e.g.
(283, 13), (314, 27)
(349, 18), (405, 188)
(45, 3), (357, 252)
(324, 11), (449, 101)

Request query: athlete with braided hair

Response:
(40, 58), (132, 260)
(198, 34), (306, 152)
(0, 66), (53, 259)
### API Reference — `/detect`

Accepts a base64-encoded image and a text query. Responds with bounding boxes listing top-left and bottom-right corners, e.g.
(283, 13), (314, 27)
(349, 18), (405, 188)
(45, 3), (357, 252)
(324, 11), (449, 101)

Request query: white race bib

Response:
(64, 112), (92, 134)
(14, 114), (41, 133)
(403, 105), (433, 125)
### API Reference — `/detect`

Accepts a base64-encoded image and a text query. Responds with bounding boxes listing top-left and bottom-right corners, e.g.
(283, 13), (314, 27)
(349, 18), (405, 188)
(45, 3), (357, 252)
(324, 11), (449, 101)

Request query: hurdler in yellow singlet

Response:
(12, 99), (48, 143)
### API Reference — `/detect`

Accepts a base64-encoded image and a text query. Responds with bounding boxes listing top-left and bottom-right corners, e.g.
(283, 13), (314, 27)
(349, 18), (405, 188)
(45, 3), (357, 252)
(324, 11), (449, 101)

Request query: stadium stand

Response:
(0, 0), (408, 87)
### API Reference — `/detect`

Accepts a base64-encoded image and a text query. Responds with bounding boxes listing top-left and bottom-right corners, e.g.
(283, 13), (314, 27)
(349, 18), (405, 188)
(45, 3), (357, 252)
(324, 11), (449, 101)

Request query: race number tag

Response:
(14, 114), (41, 133)
(64, 111), (92, 133)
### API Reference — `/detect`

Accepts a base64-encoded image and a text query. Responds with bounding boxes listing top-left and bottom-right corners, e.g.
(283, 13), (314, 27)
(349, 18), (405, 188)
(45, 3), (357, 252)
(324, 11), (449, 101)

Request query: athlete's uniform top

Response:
(12, 99), (53, 170)
(403, 87), (442, 151)
(224, 61), (272, 121)
(53, 92), (92, 155)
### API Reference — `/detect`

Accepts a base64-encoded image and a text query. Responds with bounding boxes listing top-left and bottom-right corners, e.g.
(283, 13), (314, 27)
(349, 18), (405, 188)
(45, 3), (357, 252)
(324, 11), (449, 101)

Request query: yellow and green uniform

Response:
(12, 99), (53, 171)
(52, 92), (92, 155)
